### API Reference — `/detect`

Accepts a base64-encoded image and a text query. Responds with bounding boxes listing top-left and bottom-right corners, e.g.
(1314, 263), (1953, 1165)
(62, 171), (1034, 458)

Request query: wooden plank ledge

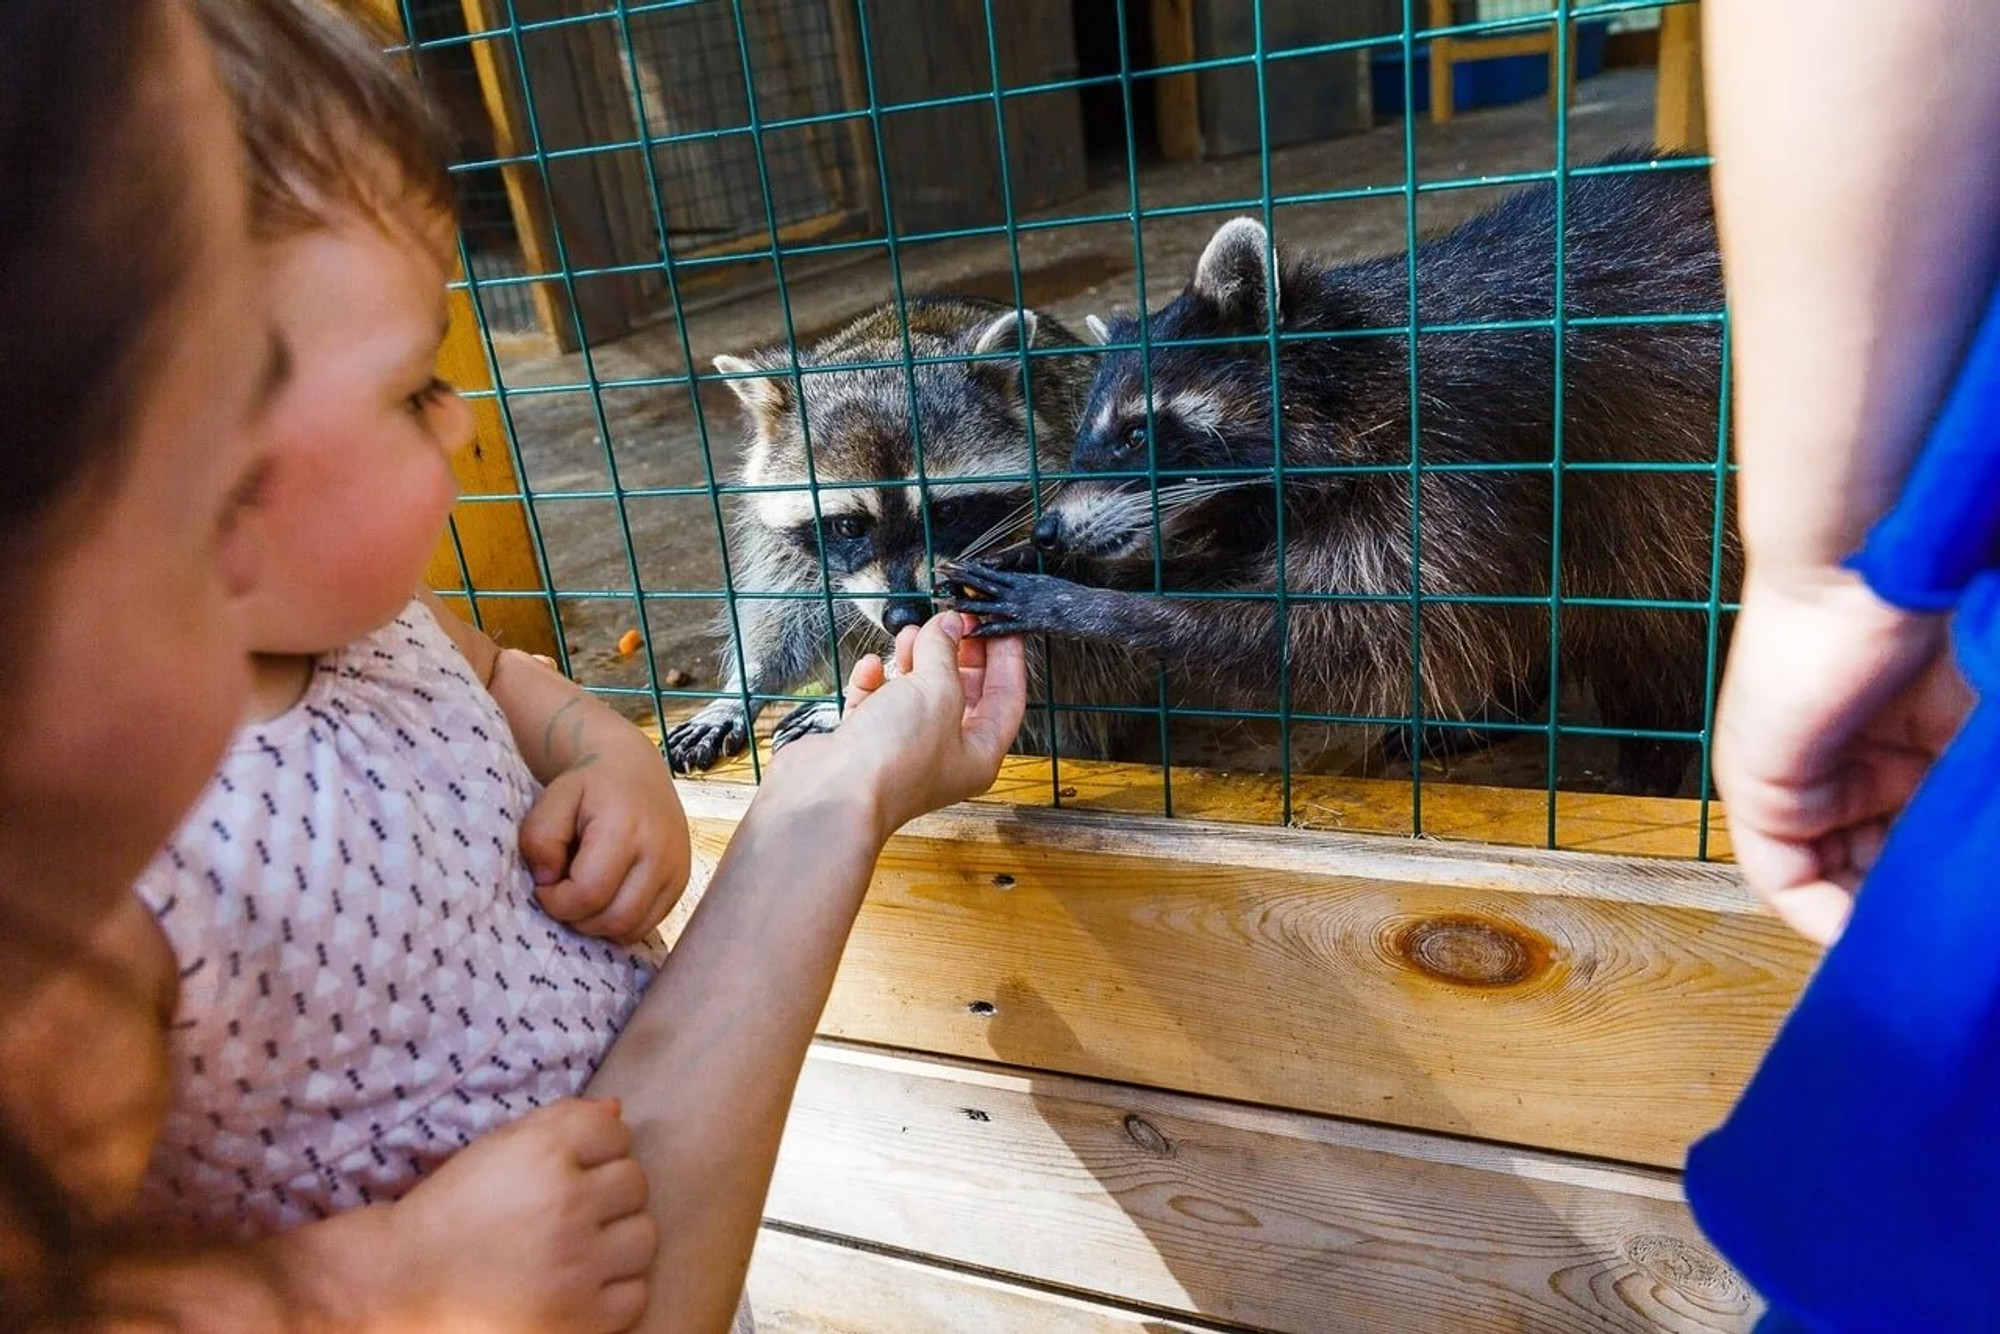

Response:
(670, 781), (1811, 1168)
(761, 1043), (1761, 1333)
(750, 1226), (1220, 1333)
(648, 724), (1735, 861)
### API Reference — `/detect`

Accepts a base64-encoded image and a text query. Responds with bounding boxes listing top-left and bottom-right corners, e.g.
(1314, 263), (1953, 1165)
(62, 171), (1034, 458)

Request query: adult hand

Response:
(770, 612), (1027, 841)
(1714, 569), (1972, 944)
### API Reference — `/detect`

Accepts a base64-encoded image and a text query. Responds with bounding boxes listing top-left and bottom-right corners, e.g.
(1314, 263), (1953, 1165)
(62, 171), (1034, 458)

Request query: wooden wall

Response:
(658, 771), (1806, 1331)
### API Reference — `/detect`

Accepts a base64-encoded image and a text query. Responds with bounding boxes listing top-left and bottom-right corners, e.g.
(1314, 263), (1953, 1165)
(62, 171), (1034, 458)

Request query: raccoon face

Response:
(1042, 218), (1286, 563)
(714, 303), (1064, 633)
(777, 483), (1038, 632)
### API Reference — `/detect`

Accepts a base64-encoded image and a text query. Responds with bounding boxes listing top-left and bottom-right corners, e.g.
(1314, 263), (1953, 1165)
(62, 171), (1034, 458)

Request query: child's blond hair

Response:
(197, 0), (457, 236)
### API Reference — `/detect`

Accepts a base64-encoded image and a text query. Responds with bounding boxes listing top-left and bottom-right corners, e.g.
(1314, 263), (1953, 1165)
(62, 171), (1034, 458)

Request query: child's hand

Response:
(521, 731), (690, 945)
(772, 612), (1026, 840)
(387, 1098), (656, 1333)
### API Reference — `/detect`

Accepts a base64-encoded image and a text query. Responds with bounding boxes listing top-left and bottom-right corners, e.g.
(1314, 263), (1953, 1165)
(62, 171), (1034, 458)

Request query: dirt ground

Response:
(478, 67), (1710, 796)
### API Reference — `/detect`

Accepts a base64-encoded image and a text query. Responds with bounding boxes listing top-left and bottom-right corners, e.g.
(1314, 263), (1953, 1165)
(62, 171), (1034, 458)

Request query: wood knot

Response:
(1387, 914), (1548, 988)
(966, 1000), (996, 1017)
(1123, 1113), (1173, 1157)
(1624, 1234), (1751, 1304)
(991, 874), (1016, 890)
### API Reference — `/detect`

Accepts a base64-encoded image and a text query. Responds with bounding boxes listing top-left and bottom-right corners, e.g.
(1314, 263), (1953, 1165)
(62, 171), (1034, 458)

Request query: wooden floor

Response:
(651, 770), (1799, 1332)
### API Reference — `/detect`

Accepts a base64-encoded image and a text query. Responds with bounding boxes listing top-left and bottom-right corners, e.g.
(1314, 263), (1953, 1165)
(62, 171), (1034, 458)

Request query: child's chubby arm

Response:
(417, 590), (690, 945)
(85, 1099), (656, 1334)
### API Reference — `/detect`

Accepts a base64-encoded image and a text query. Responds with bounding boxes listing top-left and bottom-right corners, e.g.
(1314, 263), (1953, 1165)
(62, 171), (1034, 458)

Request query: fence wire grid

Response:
(394, 0), (1733, 859)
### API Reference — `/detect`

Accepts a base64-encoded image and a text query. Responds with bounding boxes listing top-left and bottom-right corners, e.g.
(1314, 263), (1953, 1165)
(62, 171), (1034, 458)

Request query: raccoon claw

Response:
(771, 699), (841, 752)
(935, 560), (1068, 638)
(665, 703), (750, 774)
(982, 542), (1039, 572)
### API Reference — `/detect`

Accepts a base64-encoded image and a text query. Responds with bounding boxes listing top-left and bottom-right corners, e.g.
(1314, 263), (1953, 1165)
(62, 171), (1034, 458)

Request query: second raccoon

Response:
(667, 296), (1137, 773)
(942, 163), (1739, 795)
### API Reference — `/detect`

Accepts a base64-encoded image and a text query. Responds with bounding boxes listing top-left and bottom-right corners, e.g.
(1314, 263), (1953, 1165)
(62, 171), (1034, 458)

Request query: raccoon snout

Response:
(1031, 513), (1064, 552)
(882, 597), (931, 635)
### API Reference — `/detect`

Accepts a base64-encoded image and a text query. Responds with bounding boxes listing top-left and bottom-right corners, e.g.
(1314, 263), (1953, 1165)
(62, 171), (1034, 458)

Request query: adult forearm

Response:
(1704, 0), (2000, 580)
(584, 768), (888, 1334)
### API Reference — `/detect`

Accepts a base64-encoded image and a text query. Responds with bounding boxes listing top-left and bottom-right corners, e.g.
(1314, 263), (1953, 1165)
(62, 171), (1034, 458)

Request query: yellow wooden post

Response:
(1428, 0), (1457, 124)
(359, 0), (560, 655)
(1152, 0), (1202, 161)
(1655, 2), (1707, 152)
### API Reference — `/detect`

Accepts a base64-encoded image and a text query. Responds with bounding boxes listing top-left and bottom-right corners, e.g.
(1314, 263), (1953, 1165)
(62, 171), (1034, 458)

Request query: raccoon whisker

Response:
(955, 493), (1048, 560)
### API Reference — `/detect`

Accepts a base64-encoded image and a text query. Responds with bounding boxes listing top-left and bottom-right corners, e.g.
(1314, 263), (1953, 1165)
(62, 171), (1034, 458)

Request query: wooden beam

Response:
(762, 1044), (1760, 1333)
(1655, 2), (1707, 152)
(453, 0), (579, 348)
(750, 1227), (1213, 1333)
(823, 0), (884, 232)
(420, 281), (560, 656)
(669, 781), (1811, 1169)
(651, 712), (1737, 859)
(1428, 0), (1456, 124)
(1151, 0), (1201, 161)
(361, 1), (558, 656)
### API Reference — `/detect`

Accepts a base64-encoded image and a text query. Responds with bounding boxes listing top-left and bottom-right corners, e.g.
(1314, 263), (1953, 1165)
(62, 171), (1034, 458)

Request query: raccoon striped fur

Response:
(667, 296), (1144, 773)
(940, 158), (1740, 795)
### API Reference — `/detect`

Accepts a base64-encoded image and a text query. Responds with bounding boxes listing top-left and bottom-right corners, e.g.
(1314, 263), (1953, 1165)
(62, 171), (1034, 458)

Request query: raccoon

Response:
(666, 295), (1141, 773)
(940, 160), (1740, 795)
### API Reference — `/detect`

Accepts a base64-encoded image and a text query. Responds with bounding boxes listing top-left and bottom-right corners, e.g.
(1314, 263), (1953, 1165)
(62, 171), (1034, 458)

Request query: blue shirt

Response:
(1684, 283), (2000, 1332)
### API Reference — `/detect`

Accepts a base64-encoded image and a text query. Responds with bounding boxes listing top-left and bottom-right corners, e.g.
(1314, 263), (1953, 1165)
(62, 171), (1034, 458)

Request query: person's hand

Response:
(1714, 569), (1972, 944)
(771, 612), (1027, 840)
(385, 1098), (656, 1333)
(521, 728), (691, 945)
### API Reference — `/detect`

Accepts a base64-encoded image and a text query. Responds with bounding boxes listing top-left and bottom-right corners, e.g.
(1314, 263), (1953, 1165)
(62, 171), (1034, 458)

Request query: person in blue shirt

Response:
(1691, 2), (2000, 1327)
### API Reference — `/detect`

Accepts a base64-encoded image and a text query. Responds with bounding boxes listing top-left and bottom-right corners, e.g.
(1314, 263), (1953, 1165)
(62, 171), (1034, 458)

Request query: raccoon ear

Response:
(968, 308), (1038, 395)
(1084, 314), (1112, 345)
(712, 353), (790, 428)
(971, 307), (1039, 358)
(1193, 216), (1281, 329)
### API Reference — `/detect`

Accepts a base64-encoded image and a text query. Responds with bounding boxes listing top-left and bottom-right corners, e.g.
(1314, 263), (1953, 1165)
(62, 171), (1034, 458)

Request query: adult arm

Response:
(1706, 0), (2000, 941)
(585, 615), (1026, 1334)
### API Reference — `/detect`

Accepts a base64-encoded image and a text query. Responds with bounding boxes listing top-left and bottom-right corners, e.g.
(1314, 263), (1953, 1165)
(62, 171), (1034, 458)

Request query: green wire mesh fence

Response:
(399, 0), (1732, 857)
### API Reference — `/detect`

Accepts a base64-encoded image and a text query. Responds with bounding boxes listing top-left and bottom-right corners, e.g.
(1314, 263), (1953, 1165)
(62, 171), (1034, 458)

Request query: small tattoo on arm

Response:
(541, 697), (585, 770)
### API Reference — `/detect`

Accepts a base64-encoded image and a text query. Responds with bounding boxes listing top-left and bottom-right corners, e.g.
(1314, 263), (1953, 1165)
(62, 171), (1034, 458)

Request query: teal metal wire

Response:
(1110, 0), (1176, 817)
(413, 0), (1729, 854)
(1545, 0), (1575, 847)
(492, 0), (671, 734)
(1247, 0), (1295, 826)
(606, 0), (766, 777)
(1397, 0), (1426, 835)
(972, 0), (1071, 808)
(392, 0), (574, 681)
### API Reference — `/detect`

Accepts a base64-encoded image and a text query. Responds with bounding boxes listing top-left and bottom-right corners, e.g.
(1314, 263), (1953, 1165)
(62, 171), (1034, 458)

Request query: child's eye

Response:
(406, 377), (453, 416)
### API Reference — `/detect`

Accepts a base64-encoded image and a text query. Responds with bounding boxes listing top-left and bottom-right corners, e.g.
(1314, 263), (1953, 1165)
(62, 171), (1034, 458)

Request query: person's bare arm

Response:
(586, 615), (1026, 1334)
(1706, 0), (2000, 940)
(1707, 0), (2000, 581)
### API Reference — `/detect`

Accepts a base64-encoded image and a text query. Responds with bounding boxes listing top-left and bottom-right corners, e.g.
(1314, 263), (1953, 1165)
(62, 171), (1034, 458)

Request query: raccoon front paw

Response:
(770, 699), (842, 752)
(934, 560), (1075, 639)
(665, 701), (750, 774)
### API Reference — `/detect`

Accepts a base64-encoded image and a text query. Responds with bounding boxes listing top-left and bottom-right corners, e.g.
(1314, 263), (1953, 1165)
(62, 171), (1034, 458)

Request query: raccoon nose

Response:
(1031, 513), (1064, 552)
(882, 597), (930, 636)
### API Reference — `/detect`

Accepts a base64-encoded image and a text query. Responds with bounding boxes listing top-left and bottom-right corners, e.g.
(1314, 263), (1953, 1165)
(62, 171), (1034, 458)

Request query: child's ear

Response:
(968, 307), (1040, 398)
(1192, 216), (1281, 331)
(712, 353), (791, 431)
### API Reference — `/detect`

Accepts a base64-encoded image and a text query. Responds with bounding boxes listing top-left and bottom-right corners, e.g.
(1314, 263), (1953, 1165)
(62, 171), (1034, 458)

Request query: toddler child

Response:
(123, 1), (726, 1328)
